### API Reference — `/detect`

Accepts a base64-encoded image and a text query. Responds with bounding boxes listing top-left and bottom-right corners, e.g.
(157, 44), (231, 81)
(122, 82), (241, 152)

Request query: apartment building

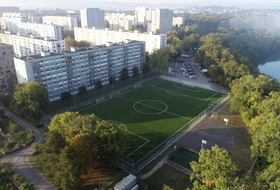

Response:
(42, 16), (78, 31)
(0, 31), (66, 57)
(0, 43), (16, 92)
(151, 9), (173, 34)
(173, 17), (185, 26)
(14, 40), (145, 102)
(105, 13), (135, 31)
(80, 8), (104, 29)
(0, 14), (62, 40)
(74, 27), (167, 53)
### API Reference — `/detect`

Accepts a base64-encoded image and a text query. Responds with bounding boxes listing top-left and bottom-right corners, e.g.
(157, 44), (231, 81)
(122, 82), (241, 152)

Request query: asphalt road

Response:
(1, 110), (56, 190)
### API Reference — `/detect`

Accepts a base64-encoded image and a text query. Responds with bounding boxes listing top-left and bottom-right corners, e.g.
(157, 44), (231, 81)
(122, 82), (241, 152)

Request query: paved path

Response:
(1, 110), (56, 190)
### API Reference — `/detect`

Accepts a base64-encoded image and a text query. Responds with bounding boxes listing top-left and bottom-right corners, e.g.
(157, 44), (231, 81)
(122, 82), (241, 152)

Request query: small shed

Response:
(114, 174), (137, 190)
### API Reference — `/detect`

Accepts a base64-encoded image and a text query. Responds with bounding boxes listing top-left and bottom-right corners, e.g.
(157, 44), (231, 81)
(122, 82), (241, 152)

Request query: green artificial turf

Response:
(78, 79), (224, 165)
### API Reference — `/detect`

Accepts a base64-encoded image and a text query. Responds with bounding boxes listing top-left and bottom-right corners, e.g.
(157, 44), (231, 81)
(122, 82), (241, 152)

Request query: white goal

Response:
(96, 97), (105, 104)
(110, 91), (121, 98)
(183, 82), (195, 88)
(134, 82), (142, 89)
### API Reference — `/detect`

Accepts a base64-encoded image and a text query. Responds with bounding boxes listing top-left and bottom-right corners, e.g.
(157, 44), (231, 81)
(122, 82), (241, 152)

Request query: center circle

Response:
(133, 100), (168, 114)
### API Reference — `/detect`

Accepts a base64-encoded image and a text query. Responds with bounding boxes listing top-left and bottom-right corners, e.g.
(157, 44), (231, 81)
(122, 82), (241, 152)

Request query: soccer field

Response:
(78, 79), (225, 167)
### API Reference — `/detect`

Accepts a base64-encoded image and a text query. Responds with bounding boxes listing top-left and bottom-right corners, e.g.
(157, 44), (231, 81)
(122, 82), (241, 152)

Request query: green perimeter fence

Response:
(44, 71), (159, 117)
(118, 93), (229, 174)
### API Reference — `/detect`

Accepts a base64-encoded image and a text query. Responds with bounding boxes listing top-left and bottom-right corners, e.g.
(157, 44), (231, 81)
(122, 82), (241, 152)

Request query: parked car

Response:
(182, 72), (189, 77)
(189, 75), (196, 79)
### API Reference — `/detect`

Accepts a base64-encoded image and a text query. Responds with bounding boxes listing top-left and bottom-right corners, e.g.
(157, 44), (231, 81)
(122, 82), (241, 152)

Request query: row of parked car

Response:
(180, 63), (196, 78)
(196, 63), (210, 77)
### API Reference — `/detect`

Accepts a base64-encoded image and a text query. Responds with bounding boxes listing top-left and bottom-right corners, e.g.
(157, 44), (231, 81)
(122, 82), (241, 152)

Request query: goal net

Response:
(110, 91), (121, 98)
(183, 82), (195, 88)
(134, 82), (142, 89)
(96, 97), (105, 104)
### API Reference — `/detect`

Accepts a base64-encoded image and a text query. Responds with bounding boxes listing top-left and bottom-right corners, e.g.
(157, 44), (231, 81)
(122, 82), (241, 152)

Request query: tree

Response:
(120, 67), (129, 81)
(109, 75), (116, 85)
(12, 82), (49, 123)
(54, 146), (81, 190)
(142, 63), (150, 73)
(64, 36), (75, 49)
(132, 66), (139, 77)
(78, 85), (87, 95)
(77, 40), (89, 47)
(150, 47), (170, 74)
(190, 145), (239, 189)
(60, 91), (72, 101)
(95, 79), (102, 91)
(6, 73), (17, 93)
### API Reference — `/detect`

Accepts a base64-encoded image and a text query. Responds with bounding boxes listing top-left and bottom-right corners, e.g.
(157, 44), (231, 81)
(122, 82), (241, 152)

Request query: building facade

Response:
(173, 17), (185, 26)
(151, 9), (173, 34)
(0, 15), (62, 40)
(80, 8), (104, 29)
(42, 16), (78, 31)
(14, 40), (145, 102)
(0, 31), (66, 57)
(0, 43), (16, 92)
(74, 27), (167, 53)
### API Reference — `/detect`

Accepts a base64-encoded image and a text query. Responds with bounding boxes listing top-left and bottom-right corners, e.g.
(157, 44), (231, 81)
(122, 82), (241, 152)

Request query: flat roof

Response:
(16, 40), (144, 61)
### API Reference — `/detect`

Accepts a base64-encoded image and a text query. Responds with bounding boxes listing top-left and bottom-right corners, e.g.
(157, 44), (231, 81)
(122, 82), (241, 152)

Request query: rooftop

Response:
(16, 40), (144, 61)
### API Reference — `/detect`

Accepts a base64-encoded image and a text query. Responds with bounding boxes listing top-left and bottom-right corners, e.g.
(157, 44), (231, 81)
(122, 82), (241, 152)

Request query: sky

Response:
(2, 0), (280, 10)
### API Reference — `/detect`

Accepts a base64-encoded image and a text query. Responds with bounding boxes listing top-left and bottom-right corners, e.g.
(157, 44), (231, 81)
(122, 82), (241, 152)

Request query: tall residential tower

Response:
(80, 8), (104, 29)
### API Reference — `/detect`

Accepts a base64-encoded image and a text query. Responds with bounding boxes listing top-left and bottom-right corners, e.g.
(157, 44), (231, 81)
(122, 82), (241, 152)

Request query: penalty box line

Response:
(206, 93), (217, 101)
(121, 128), (150, 160)
(151, 83), (207, 102)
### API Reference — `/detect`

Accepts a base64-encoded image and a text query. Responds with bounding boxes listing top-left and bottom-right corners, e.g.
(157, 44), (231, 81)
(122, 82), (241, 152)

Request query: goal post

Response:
(183, 82), (195, 88)
(110, 90), (121, 98)
(96, 97), (105, 104)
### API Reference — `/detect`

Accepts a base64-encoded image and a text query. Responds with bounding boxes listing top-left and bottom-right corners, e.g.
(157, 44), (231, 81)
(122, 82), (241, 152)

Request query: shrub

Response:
(4, 141), (17, 151)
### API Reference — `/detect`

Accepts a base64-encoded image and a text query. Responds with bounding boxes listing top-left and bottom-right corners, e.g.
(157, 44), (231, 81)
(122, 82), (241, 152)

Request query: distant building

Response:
(14, 40), (145, 102)
(0, 43), (16, 92)
(0, 14), (62, 40)
(42, 16), (78, 31)
(105, 13), (135, 31)
(135, 7), (148, 27)
(80, 8), (104, 29)
(173, 17), (185, 26)
(0, 6), (19, 17)
(151, 9), (173, 34)
(0, 31), (66, 57)
(74, 27), (167, 53)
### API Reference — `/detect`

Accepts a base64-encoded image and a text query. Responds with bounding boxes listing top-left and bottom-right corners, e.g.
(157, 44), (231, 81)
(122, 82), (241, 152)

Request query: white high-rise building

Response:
(74, 27), (167, 54)
(0, 31), (66, 57)
(0, 14), (62, 40)
(80, 8), (104, 29)
(151, 9), (173, 34)
(14, 40), (145, 102)
(135, 7), (148, 27)
(105, 13), (135, 31)
(173, 17), (185, 26)
(42, 16), (78, 31)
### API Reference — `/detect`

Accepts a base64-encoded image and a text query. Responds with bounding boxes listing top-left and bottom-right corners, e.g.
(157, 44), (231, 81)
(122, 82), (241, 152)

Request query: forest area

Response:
(159, 14), (280, 190)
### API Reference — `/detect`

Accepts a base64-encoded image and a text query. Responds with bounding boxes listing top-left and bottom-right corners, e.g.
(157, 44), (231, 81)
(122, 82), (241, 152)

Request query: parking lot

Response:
(166, 57), (227, 93)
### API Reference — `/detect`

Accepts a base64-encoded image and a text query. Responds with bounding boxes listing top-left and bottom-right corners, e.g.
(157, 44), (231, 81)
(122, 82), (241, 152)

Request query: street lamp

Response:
(201, 139), (207, 150)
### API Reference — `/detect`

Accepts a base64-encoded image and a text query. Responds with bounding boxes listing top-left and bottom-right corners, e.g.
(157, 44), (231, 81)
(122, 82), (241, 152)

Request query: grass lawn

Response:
(144, 164), (193, 190)
(77, 79), (225, 169)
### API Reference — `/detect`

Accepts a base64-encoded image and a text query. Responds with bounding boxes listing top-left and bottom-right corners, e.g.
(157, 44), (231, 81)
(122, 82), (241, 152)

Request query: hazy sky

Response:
(2, 0), (280, 10)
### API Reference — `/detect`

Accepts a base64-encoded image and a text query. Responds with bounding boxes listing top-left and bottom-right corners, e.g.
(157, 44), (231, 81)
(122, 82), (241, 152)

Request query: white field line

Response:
(119, 96), (191, 120)
(206, 93), (217, 101)
(173, 84), (201, 92)
(121, 129), (150, 160)
(151, 84), (207, 101)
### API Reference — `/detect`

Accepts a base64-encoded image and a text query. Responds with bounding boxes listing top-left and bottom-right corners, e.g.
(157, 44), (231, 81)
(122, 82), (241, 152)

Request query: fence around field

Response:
(45, 71), (159, 117)
(118, 93), (229, 174)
